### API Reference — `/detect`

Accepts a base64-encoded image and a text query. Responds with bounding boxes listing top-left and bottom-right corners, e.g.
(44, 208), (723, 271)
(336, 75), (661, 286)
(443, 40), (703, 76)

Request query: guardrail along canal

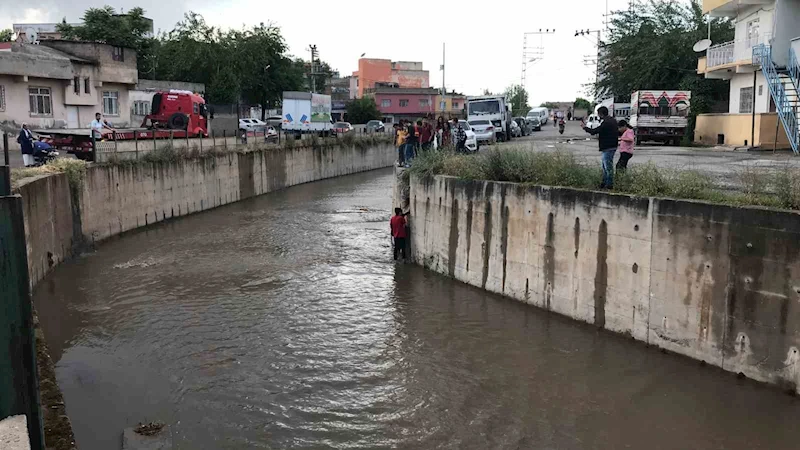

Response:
(34, 168), (799, 449)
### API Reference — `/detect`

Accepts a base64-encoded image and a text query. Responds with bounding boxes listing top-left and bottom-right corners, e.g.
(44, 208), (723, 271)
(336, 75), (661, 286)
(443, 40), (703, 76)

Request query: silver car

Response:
(468, 119), (497, 144)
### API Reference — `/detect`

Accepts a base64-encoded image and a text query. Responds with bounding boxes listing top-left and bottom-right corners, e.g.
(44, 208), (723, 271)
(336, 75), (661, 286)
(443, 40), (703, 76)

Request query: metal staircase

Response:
(752, 44), (800, 154)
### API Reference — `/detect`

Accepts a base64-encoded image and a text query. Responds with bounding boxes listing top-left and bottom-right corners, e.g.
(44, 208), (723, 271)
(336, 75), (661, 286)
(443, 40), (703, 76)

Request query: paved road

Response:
(493, 120), (800, 188)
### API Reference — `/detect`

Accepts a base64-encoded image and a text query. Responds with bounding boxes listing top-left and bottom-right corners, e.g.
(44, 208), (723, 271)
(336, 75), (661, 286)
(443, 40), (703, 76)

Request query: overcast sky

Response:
(1, 0), (631, 105)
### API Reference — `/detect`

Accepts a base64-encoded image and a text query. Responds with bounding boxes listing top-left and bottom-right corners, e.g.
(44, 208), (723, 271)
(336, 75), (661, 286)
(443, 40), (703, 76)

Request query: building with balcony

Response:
(695, 0), (800, 148)
(0, 40), (138, 132)
(351, 58), (429, 99)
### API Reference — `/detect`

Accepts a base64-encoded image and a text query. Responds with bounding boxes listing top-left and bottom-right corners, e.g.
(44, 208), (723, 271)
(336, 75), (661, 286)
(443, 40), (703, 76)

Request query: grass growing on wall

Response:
(406, 148), (800, 211)
(10, 159), (87, 188)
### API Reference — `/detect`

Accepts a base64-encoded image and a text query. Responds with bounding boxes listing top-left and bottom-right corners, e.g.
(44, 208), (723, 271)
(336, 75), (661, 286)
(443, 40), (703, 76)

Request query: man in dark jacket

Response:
(18, 123), (35, 167)
(583, 106), (618, 189)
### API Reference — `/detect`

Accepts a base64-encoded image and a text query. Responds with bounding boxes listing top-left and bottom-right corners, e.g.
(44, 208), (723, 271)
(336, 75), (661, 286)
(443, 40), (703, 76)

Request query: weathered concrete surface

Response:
(14, 173), (76, 287)
(405, 172), (800, 392)
(122, 426), (172, 450)
(0, 415), (30, 450)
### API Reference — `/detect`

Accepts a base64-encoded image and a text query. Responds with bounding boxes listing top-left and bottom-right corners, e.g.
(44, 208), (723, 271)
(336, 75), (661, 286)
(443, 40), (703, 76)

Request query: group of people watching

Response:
(393, 116), (468, 167)
(582, 106), (635, 189)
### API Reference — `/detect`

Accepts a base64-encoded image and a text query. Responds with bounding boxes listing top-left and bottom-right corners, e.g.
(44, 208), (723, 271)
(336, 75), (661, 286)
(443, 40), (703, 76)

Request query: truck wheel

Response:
(168, 113), (188, 130)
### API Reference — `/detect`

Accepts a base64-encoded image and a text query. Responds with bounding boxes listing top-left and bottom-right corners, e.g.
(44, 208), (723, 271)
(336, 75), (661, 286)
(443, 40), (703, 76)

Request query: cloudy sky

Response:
(1, 0), (631, 105)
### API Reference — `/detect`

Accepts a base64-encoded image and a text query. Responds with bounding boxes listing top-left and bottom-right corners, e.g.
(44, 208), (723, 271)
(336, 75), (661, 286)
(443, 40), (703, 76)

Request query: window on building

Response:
(739, 86), (754, 113)
(29, 87), (52, 116)
(112, 46), (124, 62)
(758, 85), (763, 96)
(84, 77), (91, 94)
(746, 18), (760, 47)
(103, 91), (120, 116)
(452, 101), (460, 109)
(132, 100), (151, 116)
(0, 85), (5, 112)
(419, 99), (430, 108)
(399, 99), (409, 107)
(73, 76), (80, 95)
(381, 99), (391, 107)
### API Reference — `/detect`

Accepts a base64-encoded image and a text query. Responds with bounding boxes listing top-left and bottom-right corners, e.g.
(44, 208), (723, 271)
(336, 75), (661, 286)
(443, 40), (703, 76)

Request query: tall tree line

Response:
(58, 7), (333, 112)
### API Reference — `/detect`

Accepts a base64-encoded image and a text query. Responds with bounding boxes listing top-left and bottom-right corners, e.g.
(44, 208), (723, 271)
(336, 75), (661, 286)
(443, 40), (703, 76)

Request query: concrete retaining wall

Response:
(405, 173), (800, 392)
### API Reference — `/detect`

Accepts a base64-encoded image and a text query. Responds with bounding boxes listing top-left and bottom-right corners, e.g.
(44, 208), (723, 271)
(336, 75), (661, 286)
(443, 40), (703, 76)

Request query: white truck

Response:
(281, 92), (333, 137)
(628, 90), (691, 145)
(467, 95), (513, 142)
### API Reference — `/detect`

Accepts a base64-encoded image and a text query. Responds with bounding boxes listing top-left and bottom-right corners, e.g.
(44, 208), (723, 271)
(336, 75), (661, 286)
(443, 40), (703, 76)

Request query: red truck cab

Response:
(142, 90), (208, 137)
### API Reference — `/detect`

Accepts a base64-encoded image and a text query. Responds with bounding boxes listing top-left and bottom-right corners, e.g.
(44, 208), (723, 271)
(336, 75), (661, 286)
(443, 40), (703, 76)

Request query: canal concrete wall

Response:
(11, 142), (394, 449)
(404, 173), (800, 393)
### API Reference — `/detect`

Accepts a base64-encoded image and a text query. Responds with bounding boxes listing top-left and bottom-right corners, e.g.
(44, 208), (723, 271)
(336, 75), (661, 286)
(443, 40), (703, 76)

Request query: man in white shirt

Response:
(90, 112), (114, 139)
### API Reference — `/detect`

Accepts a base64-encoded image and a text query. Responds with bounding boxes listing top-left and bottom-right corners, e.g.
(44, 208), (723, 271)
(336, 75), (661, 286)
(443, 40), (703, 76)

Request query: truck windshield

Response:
(469, 100), (500, 115)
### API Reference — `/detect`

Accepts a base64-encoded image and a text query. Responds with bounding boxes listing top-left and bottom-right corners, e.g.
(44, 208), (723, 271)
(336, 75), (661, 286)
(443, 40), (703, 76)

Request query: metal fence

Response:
(92, 127), (394, 163)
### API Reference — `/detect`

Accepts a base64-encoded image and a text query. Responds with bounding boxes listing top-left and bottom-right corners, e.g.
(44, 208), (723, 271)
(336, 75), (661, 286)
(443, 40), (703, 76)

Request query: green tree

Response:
(57, 6), (156, 77)
(573, 97), (592, 110)
(504, 84), (530, 116)
(0, 29), (13, 42)
(598, 0), (732, 100)
(346, 97), (381, 124)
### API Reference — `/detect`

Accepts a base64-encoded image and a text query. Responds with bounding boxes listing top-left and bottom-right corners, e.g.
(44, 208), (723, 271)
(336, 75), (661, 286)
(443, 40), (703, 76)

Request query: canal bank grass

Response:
(10, 158), (87, 188)
(407, 148), (800, 211)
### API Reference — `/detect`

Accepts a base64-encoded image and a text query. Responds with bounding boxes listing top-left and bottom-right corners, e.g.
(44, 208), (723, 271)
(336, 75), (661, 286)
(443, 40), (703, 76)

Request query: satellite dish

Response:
(24, 27), (38, 44)
(693, 39), (712, 52)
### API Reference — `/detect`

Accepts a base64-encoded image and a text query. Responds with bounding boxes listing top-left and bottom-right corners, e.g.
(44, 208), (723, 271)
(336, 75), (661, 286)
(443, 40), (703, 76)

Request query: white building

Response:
(696, 0), (800, 148)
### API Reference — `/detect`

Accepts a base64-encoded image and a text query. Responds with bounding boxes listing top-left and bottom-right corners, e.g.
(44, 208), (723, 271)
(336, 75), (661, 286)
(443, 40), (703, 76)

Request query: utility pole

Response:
(309, 44), (318, 93)
(441, 43), (446, 114)
(521, 29), (553, 88)
(575, 29), (603, 100)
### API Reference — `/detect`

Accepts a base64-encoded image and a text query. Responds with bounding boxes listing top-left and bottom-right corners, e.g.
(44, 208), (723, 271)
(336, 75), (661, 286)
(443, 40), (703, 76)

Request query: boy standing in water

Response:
(390, 208), (408, 261)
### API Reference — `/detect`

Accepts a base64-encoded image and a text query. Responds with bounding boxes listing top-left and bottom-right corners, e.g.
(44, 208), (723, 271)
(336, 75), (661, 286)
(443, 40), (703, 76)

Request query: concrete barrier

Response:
(403, 172), (800, 393)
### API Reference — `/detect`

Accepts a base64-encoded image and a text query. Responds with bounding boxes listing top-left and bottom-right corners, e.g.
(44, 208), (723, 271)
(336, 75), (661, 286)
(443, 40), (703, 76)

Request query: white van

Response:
(526, 107), (549, 126)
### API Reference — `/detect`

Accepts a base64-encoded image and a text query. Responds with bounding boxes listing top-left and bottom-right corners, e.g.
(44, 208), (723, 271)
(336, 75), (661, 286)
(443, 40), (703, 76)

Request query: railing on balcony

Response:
(707, 33), (772, 70)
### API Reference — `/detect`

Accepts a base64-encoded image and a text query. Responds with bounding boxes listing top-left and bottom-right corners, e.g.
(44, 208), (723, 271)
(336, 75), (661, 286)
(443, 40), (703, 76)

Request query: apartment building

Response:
(351, 58), (430, 99)
(0, 40), (138, 132)
(696, 0), (800, 148)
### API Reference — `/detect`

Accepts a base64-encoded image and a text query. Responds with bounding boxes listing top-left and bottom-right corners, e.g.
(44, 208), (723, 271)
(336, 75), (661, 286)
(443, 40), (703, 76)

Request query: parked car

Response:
(265, 126), (278, 142)
(366, 120), (385, 133)
(510, 120), (522, 137)
(468, 119), (496, 145)
(514, 117), (532, 136)
(333, 122), (353, 135)
(266, 115), (284, 129)
(458, 120), (479, 152)
(239, 118), (268, 133)
(527, 116), (542, 131)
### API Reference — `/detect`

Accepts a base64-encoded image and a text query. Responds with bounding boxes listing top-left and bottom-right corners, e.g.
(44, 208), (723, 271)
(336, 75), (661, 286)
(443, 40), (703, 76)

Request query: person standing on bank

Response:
(90, 112), (114, 140)
(390, 207), (408, 261)
(582, 106), (618, 189)
(17, 123), (35, 167)
(616, 120), (635, 172)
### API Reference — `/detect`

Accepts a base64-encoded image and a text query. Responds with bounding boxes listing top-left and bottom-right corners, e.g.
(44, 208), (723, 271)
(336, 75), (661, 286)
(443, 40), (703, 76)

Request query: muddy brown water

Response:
(34, 169), (799, 449)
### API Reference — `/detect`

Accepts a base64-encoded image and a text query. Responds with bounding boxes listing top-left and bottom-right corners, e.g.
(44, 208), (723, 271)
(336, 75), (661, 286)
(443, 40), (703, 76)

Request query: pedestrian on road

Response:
(421, 120), (434, 151)
(17, 123), (34, 167)
(616, 119), (635, 172)
(567, 110), (572, 121)
(390, 207), (408, 261)
(90, 112), (114, 140)
(395, 123), (408, 167)
(582, 106), (618, 189)
(454, 120), (467, 153)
